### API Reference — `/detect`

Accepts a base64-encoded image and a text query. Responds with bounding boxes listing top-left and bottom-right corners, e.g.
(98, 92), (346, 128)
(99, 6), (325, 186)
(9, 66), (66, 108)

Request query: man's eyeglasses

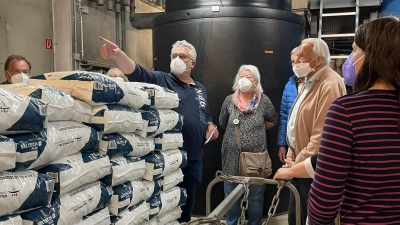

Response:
(171, 53), (193, 61)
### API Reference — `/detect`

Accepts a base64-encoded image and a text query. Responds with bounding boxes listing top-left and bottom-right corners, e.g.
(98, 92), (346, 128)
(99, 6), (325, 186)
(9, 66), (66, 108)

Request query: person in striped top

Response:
(307, 16), (400, 225)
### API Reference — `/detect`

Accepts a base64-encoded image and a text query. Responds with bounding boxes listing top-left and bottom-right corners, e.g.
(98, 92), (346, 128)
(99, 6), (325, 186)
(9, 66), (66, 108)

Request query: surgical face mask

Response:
(342, 52), (356, 86)
(170, 57), (191, 75)
(11, 73), (29, 84)
(238, 78), (253, 92)
(112, 76), (124, 82)
(292, 57), (318, 78)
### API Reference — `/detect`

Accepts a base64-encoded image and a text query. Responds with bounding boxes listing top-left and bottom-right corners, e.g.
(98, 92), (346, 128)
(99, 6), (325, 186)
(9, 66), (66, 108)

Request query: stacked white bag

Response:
(129, 82), (188, 224)
(0, 82), (112, 224)
(0, 87), (54, 223)
(22, 71), (188, 224)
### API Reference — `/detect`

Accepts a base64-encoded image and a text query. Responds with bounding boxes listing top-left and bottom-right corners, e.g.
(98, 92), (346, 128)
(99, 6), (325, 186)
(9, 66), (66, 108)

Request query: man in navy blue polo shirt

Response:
(99, 37), (219, 222)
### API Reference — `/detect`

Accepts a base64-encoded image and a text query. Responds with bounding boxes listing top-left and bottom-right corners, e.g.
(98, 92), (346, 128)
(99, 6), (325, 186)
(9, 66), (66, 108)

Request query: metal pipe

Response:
(51, 0), (57, 71)
(130, 0), (136, 19)
(78, 0), (84, 59)
(318, 0), (324, 38)
(355, 0), (360, 31)
(73, 0), (78, 70)
(206, 177), (252, 219)
(121, 5), (126, 51)
(107, 0), (113, 10)
(206, 176), (301, 225)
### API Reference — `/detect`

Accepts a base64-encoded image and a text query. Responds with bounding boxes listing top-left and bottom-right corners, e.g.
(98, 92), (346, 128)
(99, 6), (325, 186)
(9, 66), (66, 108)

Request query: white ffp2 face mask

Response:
(292, 57), (318, 78)
(11, 73), (30, 84)
(170, 57), (191, 75)
(238, 78), (253, 92)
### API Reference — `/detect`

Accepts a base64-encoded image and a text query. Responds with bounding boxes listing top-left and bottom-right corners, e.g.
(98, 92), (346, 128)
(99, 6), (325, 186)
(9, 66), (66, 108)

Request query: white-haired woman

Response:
(219, 64), (279, 225)
(106, 67), (128, 82)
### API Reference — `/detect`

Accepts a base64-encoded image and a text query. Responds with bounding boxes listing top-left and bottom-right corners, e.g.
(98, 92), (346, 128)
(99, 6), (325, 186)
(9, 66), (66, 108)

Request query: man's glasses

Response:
(171, 53), (193, 61)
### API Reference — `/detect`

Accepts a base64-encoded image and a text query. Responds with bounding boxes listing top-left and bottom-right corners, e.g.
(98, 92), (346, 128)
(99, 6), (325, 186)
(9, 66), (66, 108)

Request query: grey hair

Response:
(291, 47), (298, 55)
(232, 64), (264, 93)
(106, 67), (121, 76)
(171, 40), (197, 62)
(301, 38), (330, 67)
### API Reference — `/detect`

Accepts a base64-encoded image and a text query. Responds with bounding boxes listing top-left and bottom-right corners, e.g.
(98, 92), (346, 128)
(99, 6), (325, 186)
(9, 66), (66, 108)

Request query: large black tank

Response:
(152, 0), (305, 217)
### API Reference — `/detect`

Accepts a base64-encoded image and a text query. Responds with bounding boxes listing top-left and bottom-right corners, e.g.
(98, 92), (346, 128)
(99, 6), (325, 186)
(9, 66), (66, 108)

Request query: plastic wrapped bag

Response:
(38, 152), (111, 196)
(99, 132), (154, 158)
(29, 71), (150, 110)
(0, 170), (54, 216)
(0, 88), (48, 134)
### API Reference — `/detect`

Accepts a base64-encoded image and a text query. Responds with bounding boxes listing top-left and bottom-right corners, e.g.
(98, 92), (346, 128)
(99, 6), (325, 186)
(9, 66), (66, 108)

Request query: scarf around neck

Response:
(233, 89), (261, 114)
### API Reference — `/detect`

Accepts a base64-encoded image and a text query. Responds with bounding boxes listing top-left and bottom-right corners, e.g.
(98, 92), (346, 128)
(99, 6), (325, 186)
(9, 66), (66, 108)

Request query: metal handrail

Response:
(204, 173), (301, 225)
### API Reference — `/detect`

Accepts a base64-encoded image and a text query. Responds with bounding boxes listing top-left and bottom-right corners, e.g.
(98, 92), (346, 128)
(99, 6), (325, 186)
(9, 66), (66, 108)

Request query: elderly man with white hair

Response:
(284, 38), (346, 225)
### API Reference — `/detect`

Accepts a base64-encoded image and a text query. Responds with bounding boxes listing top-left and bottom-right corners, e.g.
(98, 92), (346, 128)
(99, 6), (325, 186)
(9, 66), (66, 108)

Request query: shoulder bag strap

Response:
(234, 109), (241, 150)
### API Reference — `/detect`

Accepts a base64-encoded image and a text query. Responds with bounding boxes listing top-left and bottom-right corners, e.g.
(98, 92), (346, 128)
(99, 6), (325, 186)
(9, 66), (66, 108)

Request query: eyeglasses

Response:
(171, 53), (193, 61)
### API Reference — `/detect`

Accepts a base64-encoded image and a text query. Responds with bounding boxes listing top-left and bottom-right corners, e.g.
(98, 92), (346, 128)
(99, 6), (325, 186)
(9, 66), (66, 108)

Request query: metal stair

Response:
(318, 0), (360, 59)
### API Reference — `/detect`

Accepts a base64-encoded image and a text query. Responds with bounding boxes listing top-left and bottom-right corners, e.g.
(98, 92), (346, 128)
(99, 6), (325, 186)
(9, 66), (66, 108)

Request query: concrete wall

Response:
(124, 1), (164, 69)
(0, 0), (53, 82)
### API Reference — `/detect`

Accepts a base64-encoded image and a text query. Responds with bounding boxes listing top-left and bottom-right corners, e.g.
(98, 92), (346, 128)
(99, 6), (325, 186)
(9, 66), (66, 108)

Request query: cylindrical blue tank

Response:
(379, 0), (400, 16)
(152, 0), (305, 216)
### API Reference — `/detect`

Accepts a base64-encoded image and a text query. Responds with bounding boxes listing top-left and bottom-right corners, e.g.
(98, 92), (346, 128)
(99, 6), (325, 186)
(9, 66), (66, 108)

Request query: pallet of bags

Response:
(100, 133), (155, 158)
(129, 82), (179, 109)
(102, 156), (146, 187)
(0, 135), (16, 171)
(73, 207), (110, 225)
(110, 200), (149, 225)
(89, 104), (143, 134)
(0, 170), (54, 217)
(154, 132), (183, 151)
(0, 214), (22, 225)
(0, 88), (48, 135)
(142, 149), (187, 181)
(20, 181), (112, 225)
(108, 179), (161, 216)
(135, 109), (183, 138)
(38, 152), (111, 197)
(10, 121), (99, 171)
(29, 71), (151, 110)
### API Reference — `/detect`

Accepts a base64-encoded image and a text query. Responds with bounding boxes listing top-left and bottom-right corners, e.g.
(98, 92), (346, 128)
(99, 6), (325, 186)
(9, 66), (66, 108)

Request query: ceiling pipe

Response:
(130, 0), (136, 19)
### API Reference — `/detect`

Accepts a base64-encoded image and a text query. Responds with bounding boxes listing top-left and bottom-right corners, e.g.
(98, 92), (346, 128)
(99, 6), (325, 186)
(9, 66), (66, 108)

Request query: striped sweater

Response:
(308, 90), (400, 225)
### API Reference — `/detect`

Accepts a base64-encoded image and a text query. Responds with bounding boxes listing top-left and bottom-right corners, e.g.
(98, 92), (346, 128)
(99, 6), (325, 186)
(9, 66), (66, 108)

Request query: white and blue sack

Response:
(38, 152), (111, 197)
(29, 71), (151, 110)
(102, 156), (146, 187)
(100, 132), (155, 158)
(0, 170), (54, 217)
(0, 88), (48, 135)
(20, 181), (112, 225)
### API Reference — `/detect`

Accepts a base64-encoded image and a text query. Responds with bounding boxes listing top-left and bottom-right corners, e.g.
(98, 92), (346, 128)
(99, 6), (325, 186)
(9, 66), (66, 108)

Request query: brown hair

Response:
(353, 16), (400, 126)
(4, 55), (32, 71)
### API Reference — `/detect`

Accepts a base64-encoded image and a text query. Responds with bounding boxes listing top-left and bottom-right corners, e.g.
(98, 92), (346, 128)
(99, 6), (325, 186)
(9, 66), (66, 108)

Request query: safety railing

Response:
(184, 170), (301, 225)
